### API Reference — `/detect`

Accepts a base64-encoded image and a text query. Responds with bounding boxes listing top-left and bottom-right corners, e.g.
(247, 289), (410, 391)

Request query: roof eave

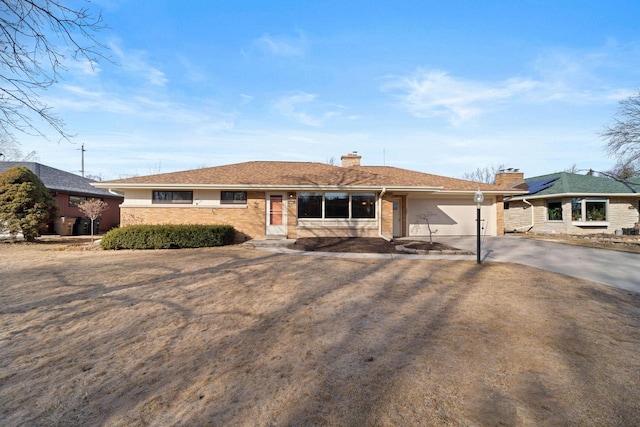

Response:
(92, 183), (446, 192)
(92, 182), (529, 195)
(438, 189), (527, 196)
(507, 192), (640, 200)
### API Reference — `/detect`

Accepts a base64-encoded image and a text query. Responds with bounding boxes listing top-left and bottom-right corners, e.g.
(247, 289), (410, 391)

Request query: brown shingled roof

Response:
(97, 161), (517, 192)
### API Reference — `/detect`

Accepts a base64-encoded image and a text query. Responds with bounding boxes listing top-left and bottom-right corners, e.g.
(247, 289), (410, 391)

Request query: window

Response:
(221, 191), (247, 204)
(571, 198), (582, 221)
(571, 198), (608, 222)
(547, 200), (562, 221)
(352, 193), (376, 218)
(297, 192), (377, 219)
(504, 202), (510, 210)
(152, 191), (193, 204)
(69, 195), (91, 207)
(586, 200), (607, 221)
(298, 192), (322, 218)
(325, 192), (349, 218)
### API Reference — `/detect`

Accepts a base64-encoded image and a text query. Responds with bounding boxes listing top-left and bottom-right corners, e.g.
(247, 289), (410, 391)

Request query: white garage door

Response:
(406, 198), (495, 236)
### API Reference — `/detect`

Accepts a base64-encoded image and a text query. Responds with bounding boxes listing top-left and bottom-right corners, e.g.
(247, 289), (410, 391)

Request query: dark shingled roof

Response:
(0, 162), (122, 199)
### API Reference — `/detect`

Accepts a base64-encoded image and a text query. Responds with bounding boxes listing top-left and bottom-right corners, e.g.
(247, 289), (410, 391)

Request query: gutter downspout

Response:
(378, 187), (392, 241)
(513, 198), (534, 232)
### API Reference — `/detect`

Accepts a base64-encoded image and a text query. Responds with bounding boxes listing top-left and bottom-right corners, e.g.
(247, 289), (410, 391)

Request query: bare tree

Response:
(602, 159), (639, 180)
(0, 133), (37, 160)
(84, 173), (103, 181)
(77, 198), (108, 241)
(147, 161), (163, 175)
(0, 0), (107, 142)
(564, 164), (580, 174)
(461, 164), (506, 184)
(416, 212), (438, 244)
(602, 90), (640, 166)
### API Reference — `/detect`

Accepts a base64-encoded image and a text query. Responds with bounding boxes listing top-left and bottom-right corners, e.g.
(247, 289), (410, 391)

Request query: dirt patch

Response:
(1, 242), (639, 426)
(288, 237), (461, 253)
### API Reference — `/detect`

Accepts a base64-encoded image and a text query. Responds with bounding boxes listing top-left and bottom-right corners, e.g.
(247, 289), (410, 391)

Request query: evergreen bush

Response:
(0, 166), (58, 241)
(100, 224), (235, 250)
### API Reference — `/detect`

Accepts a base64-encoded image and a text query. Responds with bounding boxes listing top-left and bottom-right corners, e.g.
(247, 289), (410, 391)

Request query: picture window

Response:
(571, 198), (608, 222)
(297, 192), (377, 219)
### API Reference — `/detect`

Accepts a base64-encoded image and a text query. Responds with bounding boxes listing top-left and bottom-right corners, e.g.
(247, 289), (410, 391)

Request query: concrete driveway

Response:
(254, 235), (639, 293)
(438, 235), (640, 294)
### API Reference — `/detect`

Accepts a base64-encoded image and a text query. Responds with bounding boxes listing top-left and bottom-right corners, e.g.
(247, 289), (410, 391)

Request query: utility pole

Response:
(79, 144), (86, 177)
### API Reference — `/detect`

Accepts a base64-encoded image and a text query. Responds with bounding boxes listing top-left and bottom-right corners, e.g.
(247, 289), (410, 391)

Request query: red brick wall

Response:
(53, 192), (122, 233)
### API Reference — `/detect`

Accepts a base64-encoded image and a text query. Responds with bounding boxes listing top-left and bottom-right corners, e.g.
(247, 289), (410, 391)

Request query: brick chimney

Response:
(341, 152), (361, 167)
(495, 168), (524, 187)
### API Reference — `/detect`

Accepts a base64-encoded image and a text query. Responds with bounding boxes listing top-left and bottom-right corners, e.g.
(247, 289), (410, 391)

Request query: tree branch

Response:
(0, 0), (108, 142)
(602, 91), (640, 165)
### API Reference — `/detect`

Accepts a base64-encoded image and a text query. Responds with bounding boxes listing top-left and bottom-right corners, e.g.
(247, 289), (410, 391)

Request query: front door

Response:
(266, 193), (287, 237)
(393, 198), (403, 237)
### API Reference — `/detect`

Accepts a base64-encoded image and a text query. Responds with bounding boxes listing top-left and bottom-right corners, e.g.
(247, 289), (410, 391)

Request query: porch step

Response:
(242, 238), (296, 249)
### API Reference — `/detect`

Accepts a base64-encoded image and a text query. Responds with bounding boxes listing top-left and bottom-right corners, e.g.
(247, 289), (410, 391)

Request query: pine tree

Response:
(0, 166), (58, 241)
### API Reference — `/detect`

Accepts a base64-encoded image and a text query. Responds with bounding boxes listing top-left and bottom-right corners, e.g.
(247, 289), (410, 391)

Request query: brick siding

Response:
(380, 195), (394, 239)
(121, 191), (266, 241)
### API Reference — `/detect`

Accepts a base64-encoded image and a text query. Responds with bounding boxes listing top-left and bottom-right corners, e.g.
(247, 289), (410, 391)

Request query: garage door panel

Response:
(413, 204), (458, 226)
(407, 198), (494, 236)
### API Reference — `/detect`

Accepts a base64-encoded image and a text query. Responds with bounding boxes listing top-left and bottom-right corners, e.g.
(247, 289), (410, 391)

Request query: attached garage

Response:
(406, 196), (497, 237)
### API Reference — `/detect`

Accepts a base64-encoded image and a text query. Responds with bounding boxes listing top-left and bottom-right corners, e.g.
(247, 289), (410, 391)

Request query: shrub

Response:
(100, 224), (235, 250)
(0, 166), (58, 241)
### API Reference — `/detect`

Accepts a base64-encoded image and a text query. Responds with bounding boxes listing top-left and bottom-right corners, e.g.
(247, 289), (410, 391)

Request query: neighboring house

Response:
(500, 169), (640, 235)
(0, 162), (123, 235)
(93, 153), (523, 240)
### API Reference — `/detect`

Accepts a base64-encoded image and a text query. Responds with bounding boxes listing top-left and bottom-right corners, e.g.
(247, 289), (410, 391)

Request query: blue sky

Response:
(18, 0), (640, 180)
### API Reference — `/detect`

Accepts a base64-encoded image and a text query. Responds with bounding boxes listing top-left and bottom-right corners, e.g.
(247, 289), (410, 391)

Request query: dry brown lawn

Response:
(1, 240), (639, 426)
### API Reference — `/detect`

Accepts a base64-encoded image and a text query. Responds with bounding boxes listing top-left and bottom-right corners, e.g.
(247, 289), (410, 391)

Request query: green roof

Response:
(509, 172), (640, 199)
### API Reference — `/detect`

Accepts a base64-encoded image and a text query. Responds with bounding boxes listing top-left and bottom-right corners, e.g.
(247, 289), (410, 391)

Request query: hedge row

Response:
(100, 224), (235, 250)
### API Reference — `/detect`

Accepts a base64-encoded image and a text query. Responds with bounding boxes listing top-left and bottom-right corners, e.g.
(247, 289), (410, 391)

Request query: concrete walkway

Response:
(248, 236), (640, 293)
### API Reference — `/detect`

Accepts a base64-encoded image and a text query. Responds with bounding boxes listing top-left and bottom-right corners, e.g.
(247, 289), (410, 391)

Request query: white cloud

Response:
(273, 92), (345, 127)
(254, 32), (307, 56)
(382, 69), (538, 124)
(239, 93), (254, 105)
(274, 93), (321, 126)
(529, 47), (638, 104)
(109, 42), (168, 87)
(53, 85), (136, 115)
(65, 57), (101, 76)
(383, 43), (640, 125)
(177, 54), (208, 83)
(48, 84), (236, 137)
